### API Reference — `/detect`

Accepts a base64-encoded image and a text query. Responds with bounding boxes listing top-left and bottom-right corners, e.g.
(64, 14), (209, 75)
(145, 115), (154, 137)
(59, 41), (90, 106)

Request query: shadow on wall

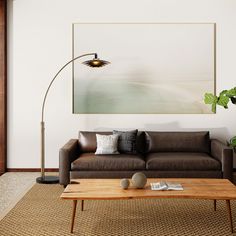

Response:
(94, 121), (230, 144)
(144, 122), (230, 143)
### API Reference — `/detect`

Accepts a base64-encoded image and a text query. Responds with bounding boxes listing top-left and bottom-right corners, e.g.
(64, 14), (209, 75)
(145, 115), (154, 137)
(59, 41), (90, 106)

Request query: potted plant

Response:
(228, 137), (236, 152)
(204, 87), (236, 150)
(204, 87), (236, 113)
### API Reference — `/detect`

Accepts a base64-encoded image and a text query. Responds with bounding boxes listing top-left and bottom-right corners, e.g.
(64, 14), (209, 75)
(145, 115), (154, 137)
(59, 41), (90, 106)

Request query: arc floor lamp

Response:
(36, 53), (110, 184)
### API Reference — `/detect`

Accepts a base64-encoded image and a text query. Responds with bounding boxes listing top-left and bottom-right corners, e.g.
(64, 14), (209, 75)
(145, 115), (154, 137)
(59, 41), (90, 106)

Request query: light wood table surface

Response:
(61, 178), (236, 233)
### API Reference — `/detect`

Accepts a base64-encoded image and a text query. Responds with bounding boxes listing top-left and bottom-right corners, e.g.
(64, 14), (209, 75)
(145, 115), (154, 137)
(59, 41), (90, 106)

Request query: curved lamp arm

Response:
(38, 52), (97, 183)
(41, 52), (97, 122)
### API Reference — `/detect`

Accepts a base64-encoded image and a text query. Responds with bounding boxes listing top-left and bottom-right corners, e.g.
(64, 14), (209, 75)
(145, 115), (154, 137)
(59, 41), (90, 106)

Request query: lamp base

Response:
(36, 176), (59, 184)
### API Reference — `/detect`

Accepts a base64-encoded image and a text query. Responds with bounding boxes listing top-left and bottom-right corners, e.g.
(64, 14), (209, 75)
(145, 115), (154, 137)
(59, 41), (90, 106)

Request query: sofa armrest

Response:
(59, 139), (80, 186)
(211, 139), (233, 181)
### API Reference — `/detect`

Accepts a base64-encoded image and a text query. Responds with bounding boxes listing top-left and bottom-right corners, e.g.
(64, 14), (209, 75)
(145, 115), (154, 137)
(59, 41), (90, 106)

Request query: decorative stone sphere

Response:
(131, 172), (147, 189)
(120, 178), (130, 189)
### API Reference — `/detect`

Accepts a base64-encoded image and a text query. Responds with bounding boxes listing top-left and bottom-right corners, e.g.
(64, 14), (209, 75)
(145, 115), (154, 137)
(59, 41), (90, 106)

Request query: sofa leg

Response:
(214, 200), (216, 211)
(81, 200), (84, 211)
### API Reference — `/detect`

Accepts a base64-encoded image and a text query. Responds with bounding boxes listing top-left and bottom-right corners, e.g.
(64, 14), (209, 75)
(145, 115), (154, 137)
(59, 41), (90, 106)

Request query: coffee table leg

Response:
(71, 200), (77, 233)
(226, 200), (233, 233)
(214, 200), (216, 211)
(81, 200), (84, 211)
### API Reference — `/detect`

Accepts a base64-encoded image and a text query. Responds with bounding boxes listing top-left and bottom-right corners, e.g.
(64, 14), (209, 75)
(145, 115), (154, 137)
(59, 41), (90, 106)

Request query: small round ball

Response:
(120, 178), (130, 189)
(132, 172), (147, 189)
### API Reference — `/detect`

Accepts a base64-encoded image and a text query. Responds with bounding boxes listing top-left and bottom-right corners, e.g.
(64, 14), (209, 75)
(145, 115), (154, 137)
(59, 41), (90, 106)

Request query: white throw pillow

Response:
(95, 134), (120, 155)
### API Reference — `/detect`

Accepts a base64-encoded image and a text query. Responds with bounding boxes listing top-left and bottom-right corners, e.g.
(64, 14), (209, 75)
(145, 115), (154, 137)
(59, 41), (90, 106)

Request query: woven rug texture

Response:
(0, 184), (235, 236)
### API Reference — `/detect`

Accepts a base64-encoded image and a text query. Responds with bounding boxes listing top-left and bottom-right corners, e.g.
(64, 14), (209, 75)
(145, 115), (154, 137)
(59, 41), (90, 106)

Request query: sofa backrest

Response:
(145, 131), (210, 153)
(78, 131), (146, 153)
(78, 131), (112, 153)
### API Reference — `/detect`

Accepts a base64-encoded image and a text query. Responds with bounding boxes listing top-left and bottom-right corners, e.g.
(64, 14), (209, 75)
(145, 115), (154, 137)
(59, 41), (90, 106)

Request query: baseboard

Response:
(5, 168), (236, 173)
(7, 168), (59, 172)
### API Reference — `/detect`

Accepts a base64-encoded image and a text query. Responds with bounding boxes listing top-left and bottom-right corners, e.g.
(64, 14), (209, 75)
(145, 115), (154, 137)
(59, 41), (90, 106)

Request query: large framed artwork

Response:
(72, 23), (216, 114)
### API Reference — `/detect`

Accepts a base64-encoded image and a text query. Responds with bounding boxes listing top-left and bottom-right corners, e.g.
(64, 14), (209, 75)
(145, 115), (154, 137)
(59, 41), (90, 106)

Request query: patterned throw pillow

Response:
(113, 129), (138, 154)
(95, 134), (120, 155)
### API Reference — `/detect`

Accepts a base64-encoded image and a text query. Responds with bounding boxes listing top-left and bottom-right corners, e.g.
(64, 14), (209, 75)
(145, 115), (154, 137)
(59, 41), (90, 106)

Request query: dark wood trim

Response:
(0, 0), (7, 175)
(7, 168), (59, 172)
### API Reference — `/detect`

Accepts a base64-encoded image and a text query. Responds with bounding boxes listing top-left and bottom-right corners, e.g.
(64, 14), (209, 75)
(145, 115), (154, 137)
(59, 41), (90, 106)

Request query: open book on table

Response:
(150, 181), (183, 191)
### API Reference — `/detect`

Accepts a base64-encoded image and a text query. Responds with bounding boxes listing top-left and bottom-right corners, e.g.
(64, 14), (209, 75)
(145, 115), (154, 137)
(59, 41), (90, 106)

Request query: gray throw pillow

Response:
(95, 134), (120, 155)
(113, 129), (138, 154)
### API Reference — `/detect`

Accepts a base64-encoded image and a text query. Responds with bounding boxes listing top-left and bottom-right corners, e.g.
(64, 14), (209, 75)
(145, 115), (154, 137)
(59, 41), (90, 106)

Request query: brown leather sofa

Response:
(59, 131), (233, 186)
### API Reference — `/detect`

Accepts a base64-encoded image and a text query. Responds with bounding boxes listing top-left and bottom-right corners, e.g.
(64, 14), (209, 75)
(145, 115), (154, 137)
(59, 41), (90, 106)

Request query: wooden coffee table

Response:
(60, 178), (236, 233)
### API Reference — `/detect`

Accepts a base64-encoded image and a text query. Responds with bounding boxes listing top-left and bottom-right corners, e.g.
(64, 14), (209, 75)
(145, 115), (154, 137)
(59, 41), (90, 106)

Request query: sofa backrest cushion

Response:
(113, 129), (138, 154)
(79, 131), (146, 153)
(145, 131), (210, 153)
(79, 131), (112, 153)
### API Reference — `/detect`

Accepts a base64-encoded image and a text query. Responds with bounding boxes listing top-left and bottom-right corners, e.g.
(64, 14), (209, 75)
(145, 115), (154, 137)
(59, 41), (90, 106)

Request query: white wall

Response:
(7, 0), (236, 168)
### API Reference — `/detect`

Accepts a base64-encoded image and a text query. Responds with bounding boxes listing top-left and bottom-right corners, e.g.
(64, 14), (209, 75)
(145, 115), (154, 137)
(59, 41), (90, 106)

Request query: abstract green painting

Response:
(72, 23), (215, 114)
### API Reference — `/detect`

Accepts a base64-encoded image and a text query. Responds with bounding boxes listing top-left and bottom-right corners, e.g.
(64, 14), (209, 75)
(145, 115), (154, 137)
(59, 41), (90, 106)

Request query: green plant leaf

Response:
(219, 90), (228, 96)
(229, 136), (236, 148)
(204, 87), (236, 112)
(226, 87), (236, 97)
(204, 93), (218, 104)
(217, 94), (229, 108)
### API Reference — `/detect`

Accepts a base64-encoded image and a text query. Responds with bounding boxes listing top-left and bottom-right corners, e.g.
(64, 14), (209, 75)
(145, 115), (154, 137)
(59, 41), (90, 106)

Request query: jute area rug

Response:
(0, 184), (236, 236)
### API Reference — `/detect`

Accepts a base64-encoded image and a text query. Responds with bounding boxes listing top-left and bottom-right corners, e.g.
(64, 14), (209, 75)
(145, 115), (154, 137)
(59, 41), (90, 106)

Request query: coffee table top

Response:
(60, 178), (236, 200)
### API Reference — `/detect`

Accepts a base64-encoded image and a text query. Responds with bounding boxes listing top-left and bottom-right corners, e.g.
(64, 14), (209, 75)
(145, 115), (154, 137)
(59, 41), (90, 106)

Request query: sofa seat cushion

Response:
(71, 153), (146, 171)
(146, 152), (221, 171)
